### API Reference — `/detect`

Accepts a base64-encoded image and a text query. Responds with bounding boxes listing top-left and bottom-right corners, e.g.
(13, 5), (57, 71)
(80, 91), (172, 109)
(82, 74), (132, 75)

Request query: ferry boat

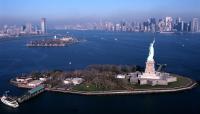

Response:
(1, 91), (19, 108)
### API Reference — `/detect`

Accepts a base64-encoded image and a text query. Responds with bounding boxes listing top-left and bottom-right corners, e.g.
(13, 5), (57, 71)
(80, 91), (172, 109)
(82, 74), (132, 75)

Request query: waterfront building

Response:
(105, 22), (114, 31)
(135, 22), (141, 32)
(158, 19), (165, 32)
(149, 18), (156, 32)
(41, 18), (47, 34)
(143, 21), (149, 32)
(25, 23), (32, 33)
(3, 25), (8, 33)
(28, 80), (43, 87)
(115, 23), (121, 31)
(192, 18), (199, 32)
(174, 17), (181, 32)
(187, 22), (192, 32)
(21, 25), (26, 33)
(16, 77), (32, 84)
(176, 22), (182, 32)
(72, 78), (84, 85)
(165, 17), (173, 31)
(181, 21), (184, 32)
(116, 74), (126, 79)
(177, 17), (181, 23)
(120, 21), (127, 32)
(63, 78), (84, 85)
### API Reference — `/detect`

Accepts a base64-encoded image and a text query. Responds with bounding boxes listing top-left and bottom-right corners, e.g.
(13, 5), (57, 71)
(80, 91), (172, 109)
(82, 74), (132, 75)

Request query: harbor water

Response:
(0, 30), (200, 114)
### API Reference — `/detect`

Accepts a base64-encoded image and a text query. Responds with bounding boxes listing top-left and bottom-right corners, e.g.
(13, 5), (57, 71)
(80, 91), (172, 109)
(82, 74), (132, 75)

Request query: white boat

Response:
(1, 94), (19, 108)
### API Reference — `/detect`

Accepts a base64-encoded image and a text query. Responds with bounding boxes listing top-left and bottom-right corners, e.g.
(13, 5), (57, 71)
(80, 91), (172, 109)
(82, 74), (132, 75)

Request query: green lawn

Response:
(73, 84), (111, 91)
(73, 75), (193, 91)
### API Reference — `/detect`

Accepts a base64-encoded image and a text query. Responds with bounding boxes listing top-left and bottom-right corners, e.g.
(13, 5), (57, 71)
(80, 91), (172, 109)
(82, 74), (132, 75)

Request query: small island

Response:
(10, 64), (196, 95)
(26, 36), (79, 47)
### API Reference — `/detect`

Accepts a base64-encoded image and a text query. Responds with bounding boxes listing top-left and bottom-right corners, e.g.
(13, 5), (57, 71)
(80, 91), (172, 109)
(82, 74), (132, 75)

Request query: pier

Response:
(17, 85), (45, 103)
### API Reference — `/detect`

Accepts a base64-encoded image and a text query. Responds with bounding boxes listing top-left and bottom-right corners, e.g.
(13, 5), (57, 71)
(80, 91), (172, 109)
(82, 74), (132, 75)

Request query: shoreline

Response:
(46, 81), (197, 95)
(13, 79), (197, 96)
(9, 64), (198, 96)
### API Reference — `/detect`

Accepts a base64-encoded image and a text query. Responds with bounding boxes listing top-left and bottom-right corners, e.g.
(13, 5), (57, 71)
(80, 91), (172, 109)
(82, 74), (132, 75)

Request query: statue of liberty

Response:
(147, 38), (155, 61)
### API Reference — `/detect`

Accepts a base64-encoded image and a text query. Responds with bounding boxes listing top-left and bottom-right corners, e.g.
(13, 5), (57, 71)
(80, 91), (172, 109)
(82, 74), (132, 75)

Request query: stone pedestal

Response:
(139, 60), (160, 79)
(145, 60), (155, 74)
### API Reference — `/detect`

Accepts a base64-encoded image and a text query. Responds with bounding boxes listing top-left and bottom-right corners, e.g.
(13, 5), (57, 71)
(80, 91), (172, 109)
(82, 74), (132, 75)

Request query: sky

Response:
(0, 0), (200, 26)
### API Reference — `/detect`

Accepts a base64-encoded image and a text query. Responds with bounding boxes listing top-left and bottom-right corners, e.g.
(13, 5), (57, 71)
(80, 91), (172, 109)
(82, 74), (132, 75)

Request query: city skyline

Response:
(0, 0), (200, 26)
(0, 16), (199, 38)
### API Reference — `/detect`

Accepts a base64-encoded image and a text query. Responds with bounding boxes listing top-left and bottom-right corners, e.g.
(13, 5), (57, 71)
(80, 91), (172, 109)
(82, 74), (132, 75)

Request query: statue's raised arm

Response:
(147, 39), (155, 61)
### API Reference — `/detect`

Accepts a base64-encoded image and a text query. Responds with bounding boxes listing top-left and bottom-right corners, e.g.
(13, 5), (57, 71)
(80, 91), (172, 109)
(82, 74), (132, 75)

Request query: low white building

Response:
(163, 76), (177, 83)
(63, 78), (72, 84)
(39, 78), (47, 82)
(63, 78), (84, 85)
(16, 77), (26, 82)
(28, 80), (43, 87)
(72, 78), (84, 85)
(128, 72), (141, 77)
(16, 77), (32, 83)
(138, 72), (177, 86)
(116, 74), (126, 79)
(130, 75), (139, 84)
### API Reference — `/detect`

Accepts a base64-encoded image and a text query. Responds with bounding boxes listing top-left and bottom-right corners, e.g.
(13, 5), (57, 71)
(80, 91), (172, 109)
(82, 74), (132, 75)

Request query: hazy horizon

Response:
(0, 0), (200, 26)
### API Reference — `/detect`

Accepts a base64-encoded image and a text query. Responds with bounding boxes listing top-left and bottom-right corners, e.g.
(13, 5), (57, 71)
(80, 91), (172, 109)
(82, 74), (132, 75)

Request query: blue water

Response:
(0, 30), (200, 114)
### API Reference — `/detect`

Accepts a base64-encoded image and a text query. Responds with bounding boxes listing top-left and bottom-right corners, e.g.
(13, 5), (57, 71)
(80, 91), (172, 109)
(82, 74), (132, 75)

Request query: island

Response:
(10, 64), (196, 95)
(26, 36), (79, 47)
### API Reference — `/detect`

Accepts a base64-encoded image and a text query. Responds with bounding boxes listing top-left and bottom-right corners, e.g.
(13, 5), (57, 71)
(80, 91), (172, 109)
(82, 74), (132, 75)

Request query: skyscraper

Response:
(41, 18), (47, 34)
(149, 18), (156, 32)
(158, 19), (165, 32)
(26, 23), (32, 33)
(192, 18), (199, 32)
(181, 21), (184, 32)
(165, 17), (173, 31)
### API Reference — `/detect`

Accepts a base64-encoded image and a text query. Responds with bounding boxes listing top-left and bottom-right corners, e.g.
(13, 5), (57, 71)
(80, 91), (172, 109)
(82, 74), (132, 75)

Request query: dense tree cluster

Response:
(28, 64), (138, 90)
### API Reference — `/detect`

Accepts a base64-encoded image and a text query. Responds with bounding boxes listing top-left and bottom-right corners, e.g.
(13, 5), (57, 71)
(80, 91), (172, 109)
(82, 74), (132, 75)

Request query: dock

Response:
(17, 85), (45, 103)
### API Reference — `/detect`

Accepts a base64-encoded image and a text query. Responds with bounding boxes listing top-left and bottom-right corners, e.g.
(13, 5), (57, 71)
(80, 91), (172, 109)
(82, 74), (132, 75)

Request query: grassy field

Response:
(73, 75), (194, 91)
(73, 84), (109, 91)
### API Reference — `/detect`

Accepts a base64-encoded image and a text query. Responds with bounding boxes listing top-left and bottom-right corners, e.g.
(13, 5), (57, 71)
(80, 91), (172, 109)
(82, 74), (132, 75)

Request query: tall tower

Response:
(165, 17), (173, 32)
(26, 23), (32, 33)
(41, 18), (47, 34)
(192, 18), (199, 32)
